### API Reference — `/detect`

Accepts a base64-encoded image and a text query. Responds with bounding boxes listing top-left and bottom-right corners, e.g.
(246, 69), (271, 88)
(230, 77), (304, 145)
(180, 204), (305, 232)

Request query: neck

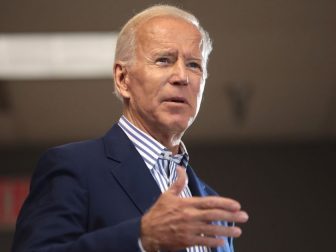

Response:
(122, 110), (183, 155)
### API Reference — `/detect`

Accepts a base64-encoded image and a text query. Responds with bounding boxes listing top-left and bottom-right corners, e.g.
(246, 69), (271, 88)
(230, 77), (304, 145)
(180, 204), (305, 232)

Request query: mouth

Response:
(163, 97), (188, 104)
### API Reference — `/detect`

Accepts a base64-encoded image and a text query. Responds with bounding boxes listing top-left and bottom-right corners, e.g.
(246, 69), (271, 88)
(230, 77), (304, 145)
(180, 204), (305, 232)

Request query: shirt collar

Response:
(118, 115), (189, 169)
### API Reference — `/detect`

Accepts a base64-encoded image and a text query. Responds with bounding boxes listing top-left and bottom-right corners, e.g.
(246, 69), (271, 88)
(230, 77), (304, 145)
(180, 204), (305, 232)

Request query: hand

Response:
(140, 166), (249, 252)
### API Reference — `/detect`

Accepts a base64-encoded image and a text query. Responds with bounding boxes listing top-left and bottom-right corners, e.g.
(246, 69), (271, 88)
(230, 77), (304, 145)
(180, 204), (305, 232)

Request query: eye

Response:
(156, 57), (171, 65)
(187, 62), (202, 72)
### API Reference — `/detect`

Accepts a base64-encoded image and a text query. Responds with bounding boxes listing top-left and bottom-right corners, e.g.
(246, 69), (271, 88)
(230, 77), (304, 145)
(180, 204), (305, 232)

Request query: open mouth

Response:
(164, 97), (187, 104)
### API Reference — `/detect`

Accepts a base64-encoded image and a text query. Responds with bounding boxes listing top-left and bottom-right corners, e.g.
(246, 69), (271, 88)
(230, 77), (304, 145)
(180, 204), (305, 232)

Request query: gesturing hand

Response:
(140, 166), (248, 252)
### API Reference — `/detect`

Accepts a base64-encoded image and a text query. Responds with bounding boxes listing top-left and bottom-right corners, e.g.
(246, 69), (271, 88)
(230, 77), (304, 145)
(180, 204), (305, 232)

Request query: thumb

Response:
(167, 166), (188, 196)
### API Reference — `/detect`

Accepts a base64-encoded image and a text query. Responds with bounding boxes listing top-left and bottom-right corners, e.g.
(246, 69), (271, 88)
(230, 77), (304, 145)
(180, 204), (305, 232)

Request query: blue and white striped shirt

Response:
(118, 116), (210, 252)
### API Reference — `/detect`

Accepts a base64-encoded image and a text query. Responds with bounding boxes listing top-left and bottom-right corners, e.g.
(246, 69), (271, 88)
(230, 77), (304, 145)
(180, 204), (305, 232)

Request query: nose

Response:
(170, 60), (188, 85)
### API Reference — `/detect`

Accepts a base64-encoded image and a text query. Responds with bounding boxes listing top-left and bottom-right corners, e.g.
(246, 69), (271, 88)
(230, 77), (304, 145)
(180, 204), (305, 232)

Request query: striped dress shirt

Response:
(118, 116), (210, 252)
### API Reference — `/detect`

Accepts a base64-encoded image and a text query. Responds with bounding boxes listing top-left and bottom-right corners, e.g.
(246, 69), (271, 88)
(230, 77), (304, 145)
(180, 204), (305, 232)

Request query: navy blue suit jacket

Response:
(12, 124), (233, 252)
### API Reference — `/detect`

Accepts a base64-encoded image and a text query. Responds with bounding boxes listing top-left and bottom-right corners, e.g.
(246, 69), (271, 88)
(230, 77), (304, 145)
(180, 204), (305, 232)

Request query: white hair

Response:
(113, 4), (213, 99)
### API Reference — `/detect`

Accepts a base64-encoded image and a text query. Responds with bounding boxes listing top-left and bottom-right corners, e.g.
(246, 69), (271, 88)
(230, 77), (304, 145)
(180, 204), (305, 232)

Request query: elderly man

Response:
(12, 5), (248, 252)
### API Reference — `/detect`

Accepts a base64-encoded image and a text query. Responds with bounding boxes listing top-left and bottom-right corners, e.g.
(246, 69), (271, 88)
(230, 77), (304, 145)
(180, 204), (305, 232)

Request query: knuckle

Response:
(225, 226), (242, 237)
(201, 209), (224, 221)
(203, 224), (220, 236)
(203, 199), (215, 208)
(181, 208), (194, 221)
(204, 210), (218, 220)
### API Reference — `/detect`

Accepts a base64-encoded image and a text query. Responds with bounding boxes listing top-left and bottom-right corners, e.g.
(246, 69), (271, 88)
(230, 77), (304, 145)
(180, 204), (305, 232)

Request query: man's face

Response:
(122, 17), (205, 138)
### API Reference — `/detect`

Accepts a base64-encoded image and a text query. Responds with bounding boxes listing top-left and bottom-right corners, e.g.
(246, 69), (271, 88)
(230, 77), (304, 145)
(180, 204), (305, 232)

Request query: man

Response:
(12, 5), (248, 252)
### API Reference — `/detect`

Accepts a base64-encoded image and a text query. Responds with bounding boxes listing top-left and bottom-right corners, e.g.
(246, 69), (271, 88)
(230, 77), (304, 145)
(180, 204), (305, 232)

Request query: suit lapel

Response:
(187, 166), (232, 252)
(186, 165), (207, 197)
(103, 124), (161, 214)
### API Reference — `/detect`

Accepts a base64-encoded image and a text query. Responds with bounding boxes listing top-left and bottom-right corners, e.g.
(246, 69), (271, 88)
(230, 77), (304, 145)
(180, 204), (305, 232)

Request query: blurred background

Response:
(0, 0), (335, 251)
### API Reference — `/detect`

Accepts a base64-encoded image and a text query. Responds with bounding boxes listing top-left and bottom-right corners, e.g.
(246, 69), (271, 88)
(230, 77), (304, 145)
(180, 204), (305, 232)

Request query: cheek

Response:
(193, 81), (205, 113)
(132, 84), (160, 109)
(198, 84), (205, 103)
(192, 80), (204, 101)
(128, 78), (153, 103)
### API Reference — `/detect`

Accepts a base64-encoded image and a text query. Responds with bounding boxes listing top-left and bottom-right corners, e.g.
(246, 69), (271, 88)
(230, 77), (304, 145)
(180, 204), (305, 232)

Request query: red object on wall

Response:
(0, 177), (30, 229)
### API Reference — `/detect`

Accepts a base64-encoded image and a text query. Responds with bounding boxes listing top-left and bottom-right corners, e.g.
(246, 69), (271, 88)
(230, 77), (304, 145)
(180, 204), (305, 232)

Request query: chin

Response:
(163, 117), (193, 134)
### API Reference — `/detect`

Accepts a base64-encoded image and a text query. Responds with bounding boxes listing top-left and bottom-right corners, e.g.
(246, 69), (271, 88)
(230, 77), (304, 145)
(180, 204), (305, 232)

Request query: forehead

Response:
(136, 16), (202, 55)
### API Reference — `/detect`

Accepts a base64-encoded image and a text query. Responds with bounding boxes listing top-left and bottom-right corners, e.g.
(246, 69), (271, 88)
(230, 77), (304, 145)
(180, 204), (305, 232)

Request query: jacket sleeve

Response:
(11, 147), (142, 252)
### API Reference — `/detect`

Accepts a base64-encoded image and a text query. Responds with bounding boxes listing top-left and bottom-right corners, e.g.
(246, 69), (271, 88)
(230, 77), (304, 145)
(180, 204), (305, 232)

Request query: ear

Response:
(113, 62), (131, 99)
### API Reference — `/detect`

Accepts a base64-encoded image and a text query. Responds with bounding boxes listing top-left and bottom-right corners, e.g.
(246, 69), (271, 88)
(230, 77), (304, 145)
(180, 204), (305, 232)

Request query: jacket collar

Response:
(102, 124), (212, 207)
(103, 124), (162, 214)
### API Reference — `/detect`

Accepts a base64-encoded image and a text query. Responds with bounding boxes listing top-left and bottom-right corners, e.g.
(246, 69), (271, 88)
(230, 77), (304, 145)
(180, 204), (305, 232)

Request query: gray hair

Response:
(113, 4), (213, 98)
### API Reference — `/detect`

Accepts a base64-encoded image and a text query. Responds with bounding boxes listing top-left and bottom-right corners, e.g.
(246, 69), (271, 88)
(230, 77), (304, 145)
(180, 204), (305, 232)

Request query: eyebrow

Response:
(186, 56), (202, 61)
(150, 48), (203, 62)
(152, 49), (177, 56)
(154, 51), (202, 61)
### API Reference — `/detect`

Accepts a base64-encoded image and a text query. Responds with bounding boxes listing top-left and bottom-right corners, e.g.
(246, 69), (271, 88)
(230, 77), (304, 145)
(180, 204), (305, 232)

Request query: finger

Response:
(190, 235), (225, 248)
(185, 196), (242, 212)
(193, 223), (243, 238)
(167, 166), (188, 196)
(192, 209), (249, 223)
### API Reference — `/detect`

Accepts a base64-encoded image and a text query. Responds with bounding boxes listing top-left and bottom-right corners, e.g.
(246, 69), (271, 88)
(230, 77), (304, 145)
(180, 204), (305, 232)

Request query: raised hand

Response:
(140, 166), (248, 251)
